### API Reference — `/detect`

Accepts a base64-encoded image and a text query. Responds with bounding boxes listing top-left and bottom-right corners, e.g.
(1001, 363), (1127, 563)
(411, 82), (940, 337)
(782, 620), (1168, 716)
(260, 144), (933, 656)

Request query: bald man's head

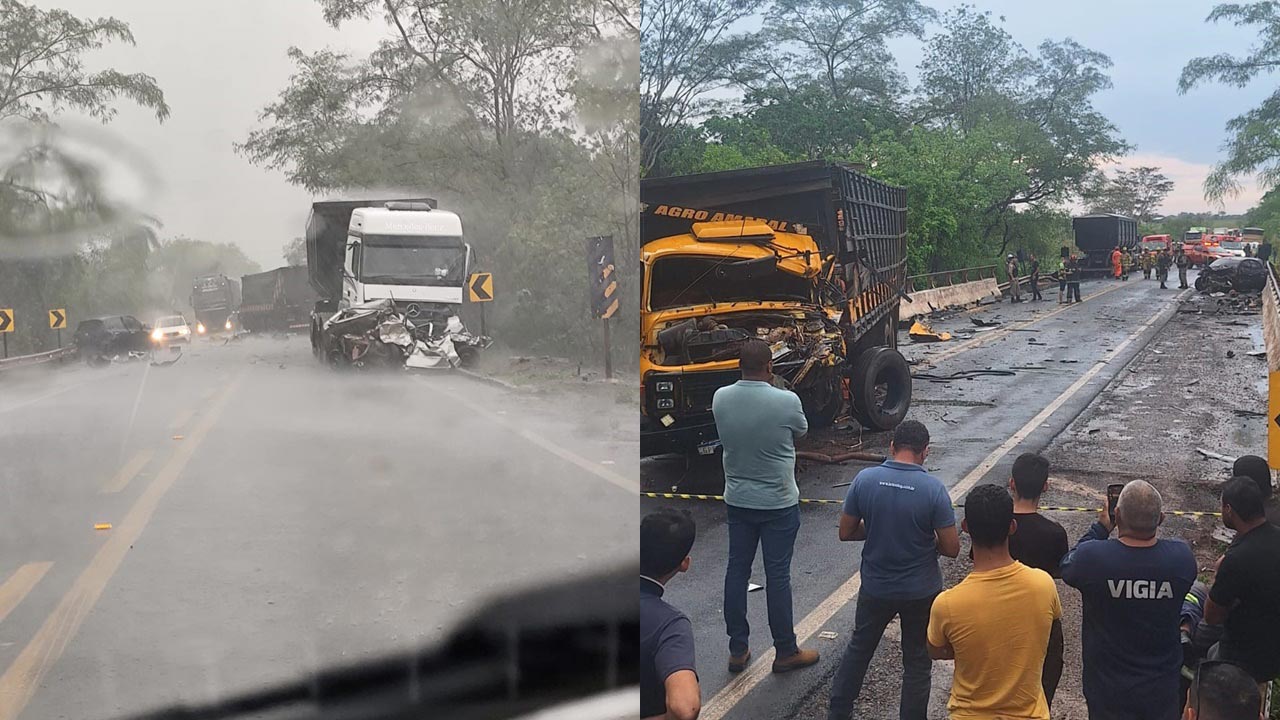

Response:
(1116, 480), (1163, 538)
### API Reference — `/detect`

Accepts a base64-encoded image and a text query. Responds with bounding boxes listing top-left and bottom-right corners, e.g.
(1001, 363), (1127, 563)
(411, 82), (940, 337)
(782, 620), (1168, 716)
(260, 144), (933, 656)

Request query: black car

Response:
(1196, 256), (1269, 293)
(73, 315), (152, 364)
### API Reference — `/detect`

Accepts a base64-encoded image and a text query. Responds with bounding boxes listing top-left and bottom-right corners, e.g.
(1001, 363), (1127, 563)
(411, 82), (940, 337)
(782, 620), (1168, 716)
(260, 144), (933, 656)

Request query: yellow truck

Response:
(640, 162), (912, 457)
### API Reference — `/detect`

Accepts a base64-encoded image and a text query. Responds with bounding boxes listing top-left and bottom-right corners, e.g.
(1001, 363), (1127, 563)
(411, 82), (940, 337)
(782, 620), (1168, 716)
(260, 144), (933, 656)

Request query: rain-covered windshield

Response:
(0, 0), (636, 717)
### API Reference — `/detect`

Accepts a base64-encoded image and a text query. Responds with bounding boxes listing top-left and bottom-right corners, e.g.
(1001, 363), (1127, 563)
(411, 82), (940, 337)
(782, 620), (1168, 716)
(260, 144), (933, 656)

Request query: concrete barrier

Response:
(899, 277), (1002, 322)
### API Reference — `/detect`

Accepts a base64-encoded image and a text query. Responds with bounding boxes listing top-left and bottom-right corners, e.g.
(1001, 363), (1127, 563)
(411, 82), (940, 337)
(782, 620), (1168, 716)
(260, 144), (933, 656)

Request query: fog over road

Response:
(0, 335), (636, 719)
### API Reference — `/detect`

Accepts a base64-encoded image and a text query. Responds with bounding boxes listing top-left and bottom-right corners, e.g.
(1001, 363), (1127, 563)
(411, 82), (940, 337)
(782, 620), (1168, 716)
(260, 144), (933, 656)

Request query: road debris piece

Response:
(970, 317), (1001, 328)
(909, 320), (952, 342)
(748, 583), (764, 592)
(94, 523), (112, 531)
(1185, 379), (1200, 387)
(1248, 350), (1266, 358)
(796, 450), (886, 465)
(171, 435), (184, 440)
(1226, 350), (1236, 358)
(913, 369), (1016, 383)
(1234, 409), (1267, 418)
(818, 631), (839, 640)
(1196, 447), (1236, 464)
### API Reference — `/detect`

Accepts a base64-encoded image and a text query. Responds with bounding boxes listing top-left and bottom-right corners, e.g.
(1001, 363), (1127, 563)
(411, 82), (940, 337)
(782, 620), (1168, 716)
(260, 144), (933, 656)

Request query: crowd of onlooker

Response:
(642, 338), (1280, 720)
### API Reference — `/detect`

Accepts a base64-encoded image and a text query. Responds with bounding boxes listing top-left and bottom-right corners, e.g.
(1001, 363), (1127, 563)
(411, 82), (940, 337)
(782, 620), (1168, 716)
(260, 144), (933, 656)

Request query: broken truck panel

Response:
(316, 299), (491, 370)
(640, 161), (910, 457)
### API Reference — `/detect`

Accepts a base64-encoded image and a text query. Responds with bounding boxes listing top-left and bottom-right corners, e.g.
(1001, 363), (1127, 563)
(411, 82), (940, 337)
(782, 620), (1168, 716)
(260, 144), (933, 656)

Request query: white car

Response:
(151, 315), (192, 344)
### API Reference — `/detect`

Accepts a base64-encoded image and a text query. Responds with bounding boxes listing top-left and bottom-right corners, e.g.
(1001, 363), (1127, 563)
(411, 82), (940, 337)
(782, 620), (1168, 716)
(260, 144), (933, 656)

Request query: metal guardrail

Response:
(906, 265), (998, 291)
(0, 346), (75, 371)
(1264, 263), (1280, 375)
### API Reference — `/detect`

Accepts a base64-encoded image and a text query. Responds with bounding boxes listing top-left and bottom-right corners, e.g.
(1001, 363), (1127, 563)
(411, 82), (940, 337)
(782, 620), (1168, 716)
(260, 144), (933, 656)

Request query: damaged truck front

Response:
(306, 199), (491, 369)
(640, 161), (912, 458)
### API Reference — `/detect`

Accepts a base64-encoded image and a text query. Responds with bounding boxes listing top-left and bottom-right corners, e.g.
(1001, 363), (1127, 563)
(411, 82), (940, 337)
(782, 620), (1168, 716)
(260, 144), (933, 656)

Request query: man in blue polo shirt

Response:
(827, 420), (959, 720)
(641, 508), (700, 720)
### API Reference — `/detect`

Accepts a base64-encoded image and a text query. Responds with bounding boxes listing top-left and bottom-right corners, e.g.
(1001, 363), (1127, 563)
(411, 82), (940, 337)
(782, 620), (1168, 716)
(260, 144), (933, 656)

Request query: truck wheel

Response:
(850, 347), (911, 431)
(801, 374), (844, 429)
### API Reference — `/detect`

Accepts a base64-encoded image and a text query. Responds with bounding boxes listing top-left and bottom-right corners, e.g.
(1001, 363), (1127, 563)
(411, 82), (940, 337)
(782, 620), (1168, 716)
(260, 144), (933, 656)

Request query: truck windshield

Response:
(648, 255), (812, 310)
(360, 235), (466, 286)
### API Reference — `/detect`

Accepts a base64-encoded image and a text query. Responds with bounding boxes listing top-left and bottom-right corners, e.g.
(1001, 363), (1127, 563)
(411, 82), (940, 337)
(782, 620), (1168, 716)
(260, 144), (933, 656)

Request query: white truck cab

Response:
(340, 201), (473, 309)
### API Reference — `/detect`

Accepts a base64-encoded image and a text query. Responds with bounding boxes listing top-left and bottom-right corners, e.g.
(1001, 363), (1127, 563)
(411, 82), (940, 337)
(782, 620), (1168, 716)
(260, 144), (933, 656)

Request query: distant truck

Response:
(640, 161), (911, 457)
(306, 199), (484, 366)
(1140, 234), (1173, 254)
(239, 266), (318, 334)
(190, 274), (241, 335)
(1071, 213), (1138, 274)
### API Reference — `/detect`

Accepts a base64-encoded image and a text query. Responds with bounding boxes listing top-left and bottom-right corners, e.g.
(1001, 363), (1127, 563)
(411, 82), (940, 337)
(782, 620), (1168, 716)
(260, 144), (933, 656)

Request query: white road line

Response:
(700, 290), (1188, 719)
(421, 379), (637, 494)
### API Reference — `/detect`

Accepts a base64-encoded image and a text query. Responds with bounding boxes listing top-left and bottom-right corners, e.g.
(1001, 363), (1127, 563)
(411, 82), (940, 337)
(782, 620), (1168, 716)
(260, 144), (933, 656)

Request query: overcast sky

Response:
(33, 1), (1277, 267)
(885, 0), (1274, 214)
(33, 0), (385, 268)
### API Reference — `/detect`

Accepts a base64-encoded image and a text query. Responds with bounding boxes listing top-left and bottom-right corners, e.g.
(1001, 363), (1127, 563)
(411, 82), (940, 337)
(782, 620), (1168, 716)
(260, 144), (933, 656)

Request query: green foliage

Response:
(0, 0), (168, 122)
(1179, 2), (1280, 202)
(1082, 166), (1176, 222)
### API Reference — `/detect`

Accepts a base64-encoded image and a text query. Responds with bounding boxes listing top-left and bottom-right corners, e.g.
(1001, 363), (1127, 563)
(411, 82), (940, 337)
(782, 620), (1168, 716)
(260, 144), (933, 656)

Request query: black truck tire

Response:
(850, 347), (912, 431)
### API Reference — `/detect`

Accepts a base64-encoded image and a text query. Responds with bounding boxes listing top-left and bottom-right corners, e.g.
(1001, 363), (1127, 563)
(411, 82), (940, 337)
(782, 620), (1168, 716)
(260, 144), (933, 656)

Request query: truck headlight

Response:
(655, 381), (674, 393)
(657, 398), (675, 409)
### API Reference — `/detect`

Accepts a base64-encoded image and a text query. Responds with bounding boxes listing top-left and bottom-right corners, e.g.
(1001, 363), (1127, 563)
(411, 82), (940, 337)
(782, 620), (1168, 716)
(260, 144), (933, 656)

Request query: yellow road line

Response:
(700, 291), (1187, 719)
(0, 565), (52, 625)
(918, 282), (1127, 367)
(0, 372), (244, 720)
(169, 408), (195, 433)
(99, 449), (154, 495)
(425, 380), (637, 494)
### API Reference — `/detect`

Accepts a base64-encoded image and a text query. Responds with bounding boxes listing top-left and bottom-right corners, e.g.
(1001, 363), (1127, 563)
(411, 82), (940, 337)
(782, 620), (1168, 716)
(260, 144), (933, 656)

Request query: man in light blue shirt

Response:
(712, 339), (819, 675)
(828, 420), (959, 720)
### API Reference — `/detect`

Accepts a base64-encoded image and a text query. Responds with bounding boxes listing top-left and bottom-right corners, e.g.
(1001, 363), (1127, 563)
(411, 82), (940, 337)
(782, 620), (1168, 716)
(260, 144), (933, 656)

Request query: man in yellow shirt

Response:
(927, 484), (1062, 720)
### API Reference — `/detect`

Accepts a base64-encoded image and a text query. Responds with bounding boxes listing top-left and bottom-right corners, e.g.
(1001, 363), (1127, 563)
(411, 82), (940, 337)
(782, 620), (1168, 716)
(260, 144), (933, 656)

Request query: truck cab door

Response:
(343, 237), (360, 304)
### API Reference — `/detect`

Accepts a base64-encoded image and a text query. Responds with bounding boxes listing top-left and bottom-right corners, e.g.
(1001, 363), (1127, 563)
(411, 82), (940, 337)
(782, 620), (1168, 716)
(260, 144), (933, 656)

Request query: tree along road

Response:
(0, 335), (636, 720)
(641, 272), (1206, 720)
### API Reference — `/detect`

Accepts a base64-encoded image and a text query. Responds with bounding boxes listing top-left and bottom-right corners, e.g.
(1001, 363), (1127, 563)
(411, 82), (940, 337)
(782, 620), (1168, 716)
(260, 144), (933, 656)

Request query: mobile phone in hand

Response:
(1107, 484), (1123, 519)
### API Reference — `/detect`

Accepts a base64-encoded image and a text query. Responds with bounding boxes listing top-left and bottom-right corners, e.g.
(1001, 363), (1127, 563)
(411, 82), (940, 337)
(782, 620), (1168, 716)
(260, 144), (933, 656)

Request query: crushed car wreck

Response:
(314, 299), (490, 370)
(1195, 256), (1269, 294)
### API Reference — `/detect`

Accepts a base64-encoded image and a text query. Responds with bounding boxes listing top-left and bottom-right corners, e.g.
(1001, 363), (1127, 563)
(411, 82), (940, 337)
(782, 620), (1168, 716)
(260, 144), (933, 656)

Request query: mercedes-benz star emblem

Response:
(405, 304), (421, 318)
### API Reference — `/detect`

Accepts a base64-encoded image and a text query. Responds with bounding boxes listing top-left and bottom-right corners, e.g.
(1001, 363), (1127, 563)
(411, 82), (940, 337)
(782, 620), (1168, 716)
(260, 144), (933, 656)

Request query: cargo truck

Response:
(239, 266), (318, 334)
(640, 161), (911, 457)
(190, 274), (241, 335)
(1071, 213), (1139, 274)
(306, 199), (488, 368)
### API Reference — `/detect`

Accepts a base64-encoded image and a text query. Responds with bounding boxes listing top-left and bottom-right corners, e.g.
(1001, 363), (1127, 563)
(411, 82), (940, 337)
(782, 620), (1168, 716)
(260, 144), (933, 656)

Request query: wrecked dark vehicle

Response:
(1195, 256), (1268, 294)
(314, 299), (491, 370)
(73, 315), (153, 366)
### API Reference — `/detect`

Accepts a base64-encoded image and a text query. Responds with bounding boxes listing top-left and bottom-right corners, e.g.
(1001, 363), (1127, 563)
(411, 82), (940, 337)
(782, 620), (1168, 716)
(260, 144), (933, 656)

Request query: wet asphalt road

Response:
(0, 335), (637, 720)
(640, 272), (1202, 720)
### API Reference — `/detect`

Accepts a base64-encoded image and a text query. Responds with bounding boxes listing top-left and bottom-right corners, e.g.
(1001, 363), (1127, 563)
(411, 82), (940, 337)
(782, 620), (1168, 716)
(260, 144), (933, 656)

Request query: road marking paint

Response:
(0, 372), (244, 720)
(99, 449), (154, 494)
(169, 408), (195, 433)
(424, 380), (637, 494)
(0, 565), (51, 625)
(918, 282), (1127, 367)
(700, 292), (1186, 719)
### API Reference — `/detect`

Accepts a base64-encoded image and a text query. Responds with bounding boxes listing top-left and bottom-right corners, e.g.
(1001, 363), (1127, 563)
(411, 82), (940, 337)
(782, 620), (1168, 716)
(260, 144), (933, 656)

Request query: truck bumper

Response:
(640, 417), (720, 457)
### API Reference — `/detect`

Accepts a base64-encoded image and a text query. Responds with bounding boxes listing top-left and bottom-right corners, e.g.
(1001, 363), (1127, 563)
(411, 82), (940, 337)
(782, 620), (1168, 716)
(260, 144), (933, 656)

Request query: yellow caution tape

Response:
(641, 493), (1222, 517)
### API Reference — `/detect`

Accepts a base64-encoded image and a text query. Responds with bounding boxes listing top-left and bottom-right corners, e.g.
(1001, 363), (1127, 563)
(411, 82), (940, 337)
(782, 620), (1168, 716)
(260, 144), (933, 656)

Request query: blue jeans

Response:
(724, 503), (800, 657)
(828, 592), (935, 720)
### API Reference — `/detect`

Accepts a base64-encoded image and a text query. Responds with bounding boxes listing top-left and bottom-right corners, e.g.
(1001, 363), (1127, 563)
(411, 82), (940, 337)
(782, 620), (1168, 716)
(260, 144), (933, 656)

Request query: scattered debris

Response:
(1196, 447), (1236, 464)
(748, 583), (764, 592)
(818, 631), (839, 640)
(1185, 379), (1200, 387)
(970, 317), (1001, 328)
(1234, 409), (1267, 418)
(909, 320), (952, 342)
(1226, 350), (1236, 358)
(1248, 350), (1266, 358)
(317, 299), (490, 370)
(912, 369), (1016, 383)
(1059, 359), (1080, 364)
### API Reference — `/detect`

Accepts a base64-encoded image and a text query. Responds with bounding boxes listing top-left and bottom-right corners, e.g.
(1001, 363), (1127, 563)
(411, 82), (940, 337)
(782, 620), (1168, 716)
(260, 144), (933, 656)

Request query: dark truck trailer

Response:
(240, 266), (318, 333)
(640, 161), (910, 457)
(190, 274), (241, 334)
(1072, 213), (1139, 274)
